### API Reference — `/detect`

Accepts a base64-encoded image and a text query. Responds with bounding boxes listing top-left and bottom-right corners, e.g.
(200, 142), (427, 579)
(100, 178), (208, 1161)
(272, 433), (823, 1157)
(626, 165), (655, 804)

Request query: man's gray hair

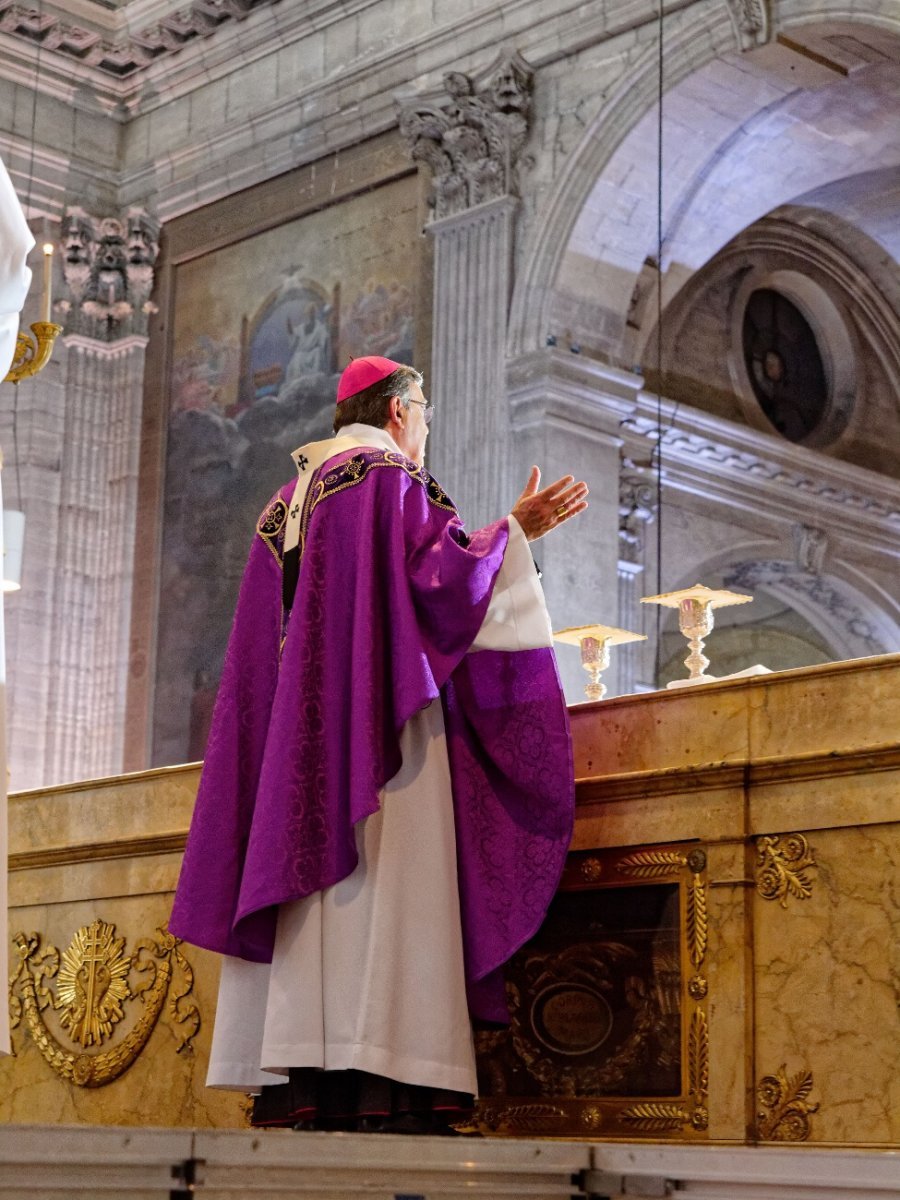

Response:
(333, 365), (423, 433)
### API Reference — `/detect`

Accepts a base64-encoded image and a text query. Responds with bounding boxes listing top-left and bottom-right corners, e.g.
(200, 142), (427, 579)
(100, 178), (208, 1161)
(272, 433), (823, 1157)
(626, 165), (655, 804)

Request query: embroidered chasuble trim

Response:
(256, 498), (289, 566)
(285, 450), (457, 571)
(256, 452), (457, 571)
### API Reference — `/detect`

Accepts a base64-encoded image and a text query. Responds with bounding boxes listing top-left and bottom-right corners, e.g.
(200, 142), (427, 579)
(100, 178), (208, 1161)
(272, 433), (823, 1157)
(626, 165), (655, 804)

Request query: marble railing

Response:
(3, 653), (899, 1147)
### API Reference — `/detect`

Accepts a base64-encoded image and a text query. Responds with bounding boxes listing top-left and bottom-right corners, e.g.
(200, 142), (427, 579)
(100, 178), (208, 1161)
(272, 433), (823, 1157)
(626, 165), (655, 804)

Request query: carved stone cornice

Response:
(575, 737), (900, 804)
(621, 396), (900, 554)
(8, 832), (187, 872)
(0, 0), (279, 81)
(507, 348), (642, 439)
(507, 348), (900, 552)
(57, 207), (160, 342)
(399, 51), (533, 221)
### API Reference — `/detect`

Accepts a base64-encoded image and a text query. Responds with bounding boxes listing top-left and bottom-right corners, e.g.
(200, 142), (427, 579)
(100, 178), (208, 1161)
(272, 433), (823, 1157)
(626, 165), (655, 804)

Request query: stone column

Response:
(39, 207), (159, 785)
(426, 196), (517, 527)
(507, 350), (643, 703)
(400, 53), (532, 530)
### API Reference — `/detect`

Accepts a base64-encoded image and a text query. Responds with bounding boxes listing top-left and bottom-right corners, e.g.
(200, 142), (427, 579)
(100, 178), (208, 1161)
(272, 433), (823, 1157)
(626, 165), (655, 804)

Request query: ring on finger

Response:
(556, 504), (568, 517)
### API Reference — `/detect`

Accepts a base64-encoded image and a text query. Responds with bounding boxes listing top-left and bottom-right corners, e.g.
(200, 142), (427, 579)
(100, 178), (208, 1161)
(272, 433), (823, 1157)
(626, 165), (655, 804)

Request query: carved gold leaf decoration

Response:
(755, 834), (816, 908)
(617, 850), (687, 878)
(621, 1102), (690, 1130)
(581, 857), (603, 882)
(477, 1102), (567, 1133)
(57, 920), (130, 1047)
(757, 1064), (819, 1141)
(3, 322), (62, 384)
(688, 975), (708, 1000)
(165, 942), (200, 1054)
(9, 935), (58, 1035)
(580, 1106), (603, 1130)
(689, 1009), (709, 1102)
(9, 924), (199, 1088)
(687, 875), (708, 968)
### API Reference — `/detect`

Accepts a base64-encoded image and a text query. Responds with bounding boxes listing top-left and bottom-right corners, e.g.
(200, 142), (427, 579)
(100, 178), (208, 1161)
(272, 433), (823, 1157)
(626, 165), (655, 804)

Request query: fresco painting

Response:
(153, 176), (420, 766)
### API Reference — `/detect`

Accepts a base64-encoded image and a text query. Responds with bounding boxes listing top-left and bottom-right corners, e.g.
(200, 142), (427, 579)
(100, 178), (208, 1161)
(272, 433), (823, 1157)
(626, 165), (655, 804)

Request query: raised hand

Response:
(510, 466), (589, 542)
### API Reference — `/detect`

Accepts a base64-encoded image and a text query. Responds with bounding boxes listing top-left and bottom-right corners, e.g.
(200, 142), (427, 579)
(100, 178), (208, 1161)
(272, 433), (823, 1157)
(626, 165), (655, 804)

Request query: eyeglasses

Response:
(406, 398), (434, 425)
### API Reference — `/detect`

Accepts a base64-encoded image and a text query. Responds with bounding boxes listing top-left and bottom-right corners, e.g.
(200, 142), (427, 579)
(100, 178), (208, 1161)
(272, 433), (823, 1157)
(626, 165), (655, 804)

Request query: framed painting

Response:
(126, 136), (428, 768)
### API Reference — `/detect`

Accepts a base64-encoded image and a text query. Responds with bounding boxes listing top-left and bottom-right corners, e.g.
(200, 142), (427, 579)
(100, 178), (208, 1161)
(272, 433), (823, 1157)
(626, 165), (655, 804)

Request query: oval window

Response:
(742, 288), (828, 443)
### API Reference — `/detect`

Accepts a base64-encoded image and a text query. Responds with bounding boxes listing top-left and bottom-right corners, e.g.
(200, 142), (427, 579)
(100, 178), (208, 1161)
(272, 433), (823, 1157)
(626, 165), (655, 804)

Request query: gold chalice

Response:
(554, 623), (647, 701)
(641, 584), (752, 685)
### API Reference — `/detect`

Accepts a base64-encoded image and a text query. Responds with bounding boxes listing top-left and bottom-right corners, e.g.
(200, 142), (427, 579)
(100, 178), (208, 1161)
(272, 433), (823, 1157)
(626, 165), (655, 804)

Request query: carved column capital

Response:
(726, 0), (770, 51)
(792, 523), (828, 575)
(619, 458), (657, 564)
(399, 51), (534, 221)
(57, 207), (160, 342)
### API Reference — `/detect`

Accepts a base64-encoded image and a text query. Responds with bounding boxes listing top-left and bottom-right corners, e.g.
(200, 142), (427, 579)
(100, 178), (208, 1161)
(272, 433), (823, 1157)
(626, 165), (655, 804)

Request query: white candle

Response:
(41, 243), (53, 323)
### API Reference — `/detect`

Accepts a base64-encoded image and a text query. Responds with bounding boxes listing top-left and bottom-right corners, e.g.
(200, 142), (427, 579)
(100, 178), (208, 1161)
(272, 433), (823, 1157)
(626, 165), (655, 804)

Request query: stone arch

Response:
(510, 3), (900, 367)
(508, 0), (739, 356)
(722, 562), (895, 660)
(654, 541), (898, 681)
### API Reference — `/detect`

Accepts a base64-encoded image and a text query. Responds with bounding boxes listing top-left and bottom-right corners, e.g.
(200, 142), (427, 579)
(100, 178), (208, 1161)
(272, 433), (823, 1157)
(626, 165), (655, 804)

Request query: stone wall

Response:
(0, 0), (897, 782)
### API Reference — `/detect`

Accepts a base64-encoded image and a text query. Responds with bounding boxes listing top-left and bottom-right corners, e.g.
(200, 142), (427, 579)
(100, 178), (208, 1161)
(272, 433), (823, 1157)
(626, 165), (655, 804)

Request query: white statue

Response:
(0, 156), (34, 378)
(282, 301), (332, 388)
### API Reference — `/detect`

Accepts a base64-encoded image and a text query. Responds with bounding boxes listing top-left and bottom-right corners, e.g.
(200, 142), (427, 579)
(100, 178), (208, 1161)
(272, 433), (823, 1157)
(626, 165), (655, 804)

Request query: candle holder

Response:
(3, 242), (60, 384)
(554, 623), (647, 701)
(3, 321), (63, 384)
(641, 583), (752, 686)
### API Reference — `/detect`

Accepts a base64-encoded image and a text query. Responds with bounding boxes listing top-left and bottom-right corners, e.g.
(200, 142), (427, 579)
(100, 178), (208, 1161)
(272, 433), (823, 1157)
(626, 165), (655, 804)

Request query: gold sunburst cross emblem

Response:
(56, 919), (131, 1047)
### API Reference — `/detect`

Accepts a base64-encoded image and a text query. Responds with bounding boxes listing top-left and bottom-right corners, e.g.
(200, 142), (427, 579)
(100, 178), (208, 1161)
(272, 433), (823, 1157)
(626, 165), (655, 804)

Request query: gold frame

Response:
(472, 842), (710, 1139)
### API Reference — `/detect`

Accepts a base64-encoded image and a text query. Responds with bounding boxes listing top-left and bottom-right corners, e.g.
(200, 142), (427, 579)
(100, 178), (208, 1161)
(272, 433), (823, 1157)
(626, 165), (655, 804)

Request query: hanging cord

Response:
(653, 0), (665, 685)
(9, 0), (44, 512)
(24, 11), (40, 222)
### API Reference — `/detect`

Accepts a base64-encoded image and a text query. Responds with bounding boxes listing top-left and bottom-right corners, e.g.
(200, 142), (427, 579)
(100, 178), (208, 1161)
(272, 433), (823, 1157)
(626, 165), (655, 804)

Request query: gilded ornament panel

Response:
(756, 1065), (819, 1141)
(754, 834), (816, 908)
(8, 920), (199, 1089)
(469, 843), (710, 1138)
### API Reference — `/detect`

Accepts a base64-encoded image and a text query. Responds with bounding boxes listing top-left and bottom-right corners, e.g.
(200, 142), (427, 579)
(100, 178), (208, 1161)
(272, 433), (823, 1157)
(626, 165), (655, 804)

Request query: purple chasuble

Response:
(169, 447), (574, 1021)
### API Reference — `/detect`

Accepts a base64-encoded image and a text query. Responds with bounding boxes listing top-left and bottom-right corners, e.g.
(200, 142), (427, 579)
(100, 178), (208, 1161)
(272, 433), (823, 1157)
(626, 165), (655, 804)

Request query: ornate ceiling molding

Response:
(622, 401), (900, 547)
(0, 0), (279, 79)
